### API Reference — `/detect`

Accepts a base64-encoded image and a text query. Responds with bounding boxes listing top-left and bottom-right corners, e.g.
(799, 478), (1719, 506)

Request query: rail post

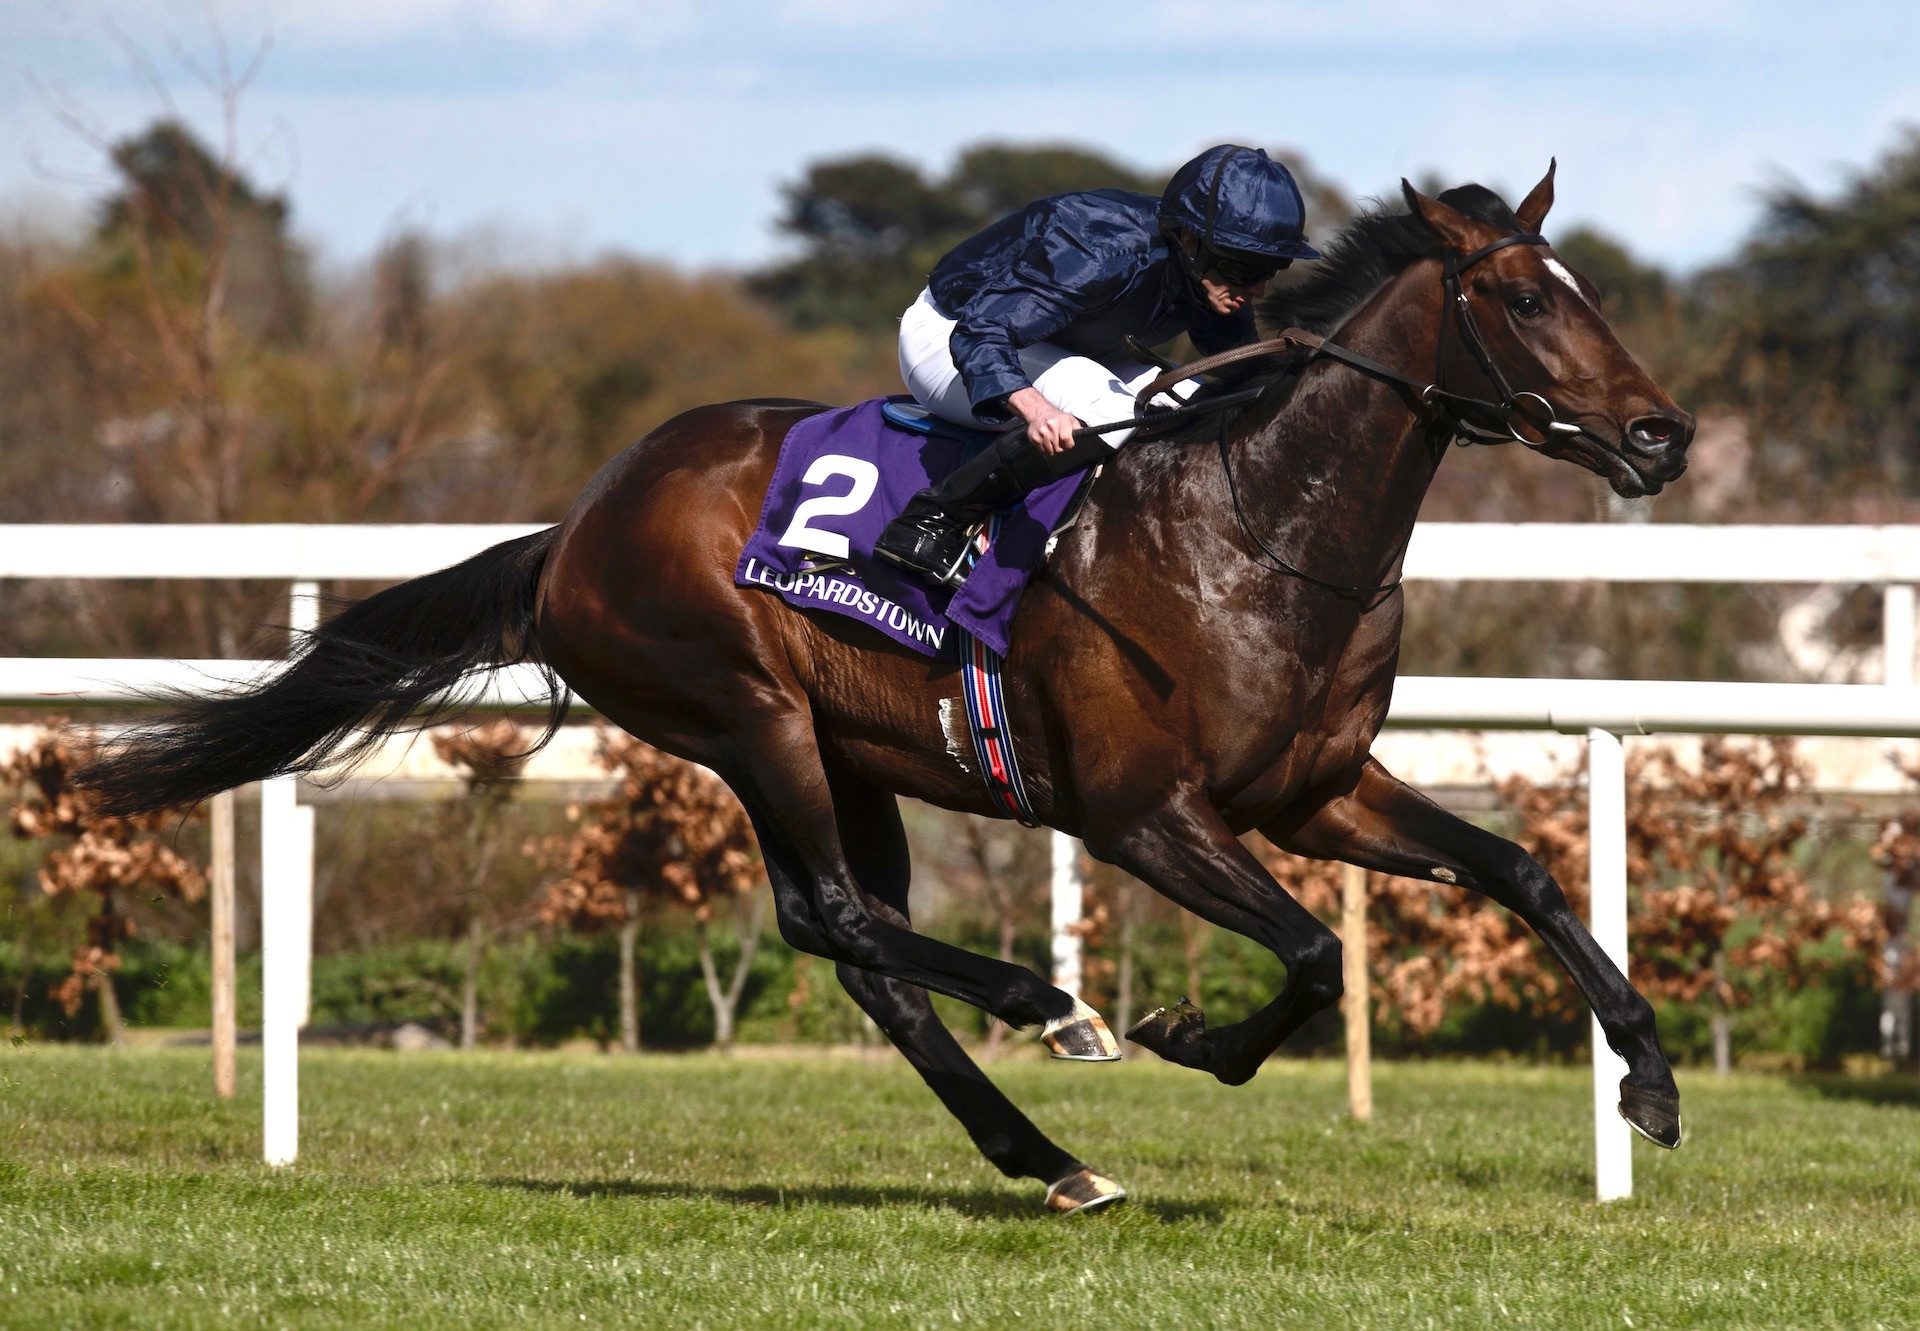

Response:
(1050, 831), (1083, 999)
(260, 580), (321, 1166)
(1884, 584), (1916, 686)
(286, 582), (320, 1028)
(1341, 862), (1373, 1121)
(210, 789), (236, 1100)
(1587, 726), (1633, 1201)
(260, 775), (299, 1166)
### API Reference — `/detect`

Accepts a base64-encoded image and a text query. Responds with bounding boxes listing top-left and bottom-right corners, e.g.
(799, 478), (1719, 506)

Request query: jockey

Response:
(875, 144), (1322, 587)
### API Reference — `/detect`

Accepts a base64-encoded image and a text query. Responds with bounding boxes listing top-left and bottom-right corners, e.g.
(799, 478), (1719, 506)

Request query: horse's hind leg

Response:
(722, 712), (1088, 1035)
(823, 767), (1125, 1215)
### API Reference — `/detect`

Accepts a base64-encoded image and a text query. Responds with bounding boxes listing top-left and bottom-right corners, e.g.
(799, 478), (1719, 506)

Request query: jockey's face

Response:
(1199, 271), (1270, 317)
(1176, 229), (1284, 317)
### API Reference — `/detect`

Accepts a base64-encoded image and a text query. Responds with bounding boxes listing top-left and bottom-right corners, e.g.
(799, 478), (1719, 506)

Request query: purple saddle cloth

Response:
(734, 397), (1088, 660)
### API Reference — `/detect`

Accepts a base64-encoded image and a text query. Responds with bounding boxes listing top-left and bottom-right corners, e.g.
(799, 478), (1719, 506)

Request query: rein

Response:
(993, 232), (1575, 465)
(1116, 229), (1610, 602)
(1130, 231), (1588, 448)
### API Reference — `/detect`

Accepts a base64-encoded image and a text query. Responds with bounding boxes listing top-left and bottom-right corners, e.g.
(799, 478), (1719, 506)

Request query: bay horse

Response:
(81, 169), (1693, 1214)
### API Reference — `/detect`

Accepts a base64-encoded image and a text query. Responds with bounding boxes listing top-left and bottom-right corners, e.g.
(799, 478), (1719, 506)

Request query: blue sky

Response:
(3, 0), (1917, 275)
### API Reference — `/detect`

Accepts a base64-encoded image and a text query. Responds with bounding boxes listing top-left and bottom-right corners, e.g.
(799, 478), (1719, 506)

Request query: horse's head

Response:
(1402, 165), (1693, 497)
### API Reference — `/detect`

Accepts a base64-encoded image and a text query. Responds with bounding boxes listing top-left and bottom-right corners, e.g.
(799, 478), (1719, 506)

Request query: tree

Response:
(429, 720), (534, 1049)
(1699, 130), (1920, 497)
(750, 140), (1349, 334)
(97, 119), (311, 345)
(538, 728), (762, 1049)
(372, 231), (432, 360)
(1869, 757), (1920, 1068)
(748, 153), (963, 331)
(945, 143), (1160, 221)
(2, 723), (204, 1041)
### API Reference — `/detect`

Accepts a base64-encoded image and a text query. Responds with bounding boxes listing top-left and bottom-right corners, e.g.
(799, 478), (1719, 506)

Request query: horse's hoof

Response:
(1040, 998), (1121, 1061)
(1045, 1167), (1128, 1216)
(1125, 997), (1205, 1061)
(1618, 1083), (1683, 1149)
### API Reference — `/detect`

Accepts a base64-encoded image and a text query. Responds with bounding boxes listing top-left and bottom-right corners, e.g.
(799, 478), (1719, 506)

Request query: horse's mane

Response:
(1256, 184), (1522, 336)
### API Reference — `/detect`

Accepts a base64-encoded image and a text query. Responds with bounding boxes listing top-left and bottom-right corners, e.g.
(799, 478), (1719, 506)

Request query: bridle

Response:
(1108, 228), (1617, 602)
(980, 227), (1615, 603)
(1130, 229), (1600, 453)
(1431, 232), (1593, 448)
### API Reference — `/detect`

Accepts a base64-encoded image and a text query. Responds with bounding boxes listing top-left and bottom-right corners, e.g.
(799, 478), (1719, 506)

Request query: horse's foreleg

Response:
(1268, 757), (1682, 1148)
(823, 768), (1120, 1211)
(1086, 793), (1344, 1086)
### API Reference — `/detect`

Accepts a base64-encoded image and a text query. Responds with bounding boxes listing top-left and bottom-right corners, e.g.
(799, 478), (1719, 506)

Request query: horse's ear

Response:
(1514, 158), (1556, 233)
(1401, 179), (1488, 252)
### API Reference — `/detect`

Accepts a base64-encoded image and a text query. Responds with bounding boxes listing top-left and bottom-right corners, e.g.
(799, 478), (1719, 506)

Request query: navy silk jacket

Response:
(926, 188), (1257, 417)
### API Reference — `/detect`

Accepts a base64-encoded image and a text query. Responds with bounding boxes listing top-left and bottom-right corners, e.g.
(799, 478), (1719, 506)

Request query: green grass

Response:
(2, 1046), (1917, 1329)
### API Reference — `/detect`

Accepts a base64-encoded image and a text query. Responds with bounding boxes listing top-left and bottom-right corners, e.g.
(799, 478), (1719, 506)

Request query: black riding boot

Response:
(875, 431), (1097, 588)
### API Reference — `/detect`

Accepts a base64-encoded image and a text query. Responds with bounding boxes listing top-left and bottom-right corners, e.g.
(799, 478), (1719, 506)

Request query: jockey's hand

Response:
(1008, 387), (1083, 456)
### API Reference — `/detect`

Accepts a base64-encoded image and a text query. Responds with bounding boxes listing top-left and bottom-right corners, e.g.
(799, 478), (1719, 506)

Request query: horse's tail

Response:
(77, 528), (566, 816)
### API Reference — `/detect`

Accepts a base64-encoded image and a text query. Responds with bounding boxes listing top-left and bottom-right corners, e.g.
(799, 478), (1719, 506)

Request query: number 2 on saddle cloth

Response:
(733, 395), (1097, 826)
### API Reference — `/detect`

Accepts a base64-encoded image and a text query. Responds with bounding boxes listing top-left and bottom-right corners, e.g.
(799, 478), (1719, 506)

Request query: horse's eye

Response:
(1510, 294), (1544, 319)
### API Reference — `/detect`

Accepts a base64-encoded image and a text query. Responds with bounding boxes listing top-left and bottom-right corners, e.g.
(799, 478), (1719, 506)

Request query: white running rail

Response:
(8, 521), (1920, 1198)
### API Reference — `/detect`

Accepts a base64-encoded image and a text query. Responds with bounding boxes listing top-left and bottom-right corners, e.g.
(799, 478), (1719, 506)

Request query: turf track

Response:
(2, 1046), (1917, 1328)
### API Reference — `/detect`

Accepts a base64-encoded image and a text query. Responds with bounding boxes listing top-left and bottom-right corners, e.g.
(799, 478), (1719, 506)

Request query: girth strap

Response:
(956, 515), (1039, 826)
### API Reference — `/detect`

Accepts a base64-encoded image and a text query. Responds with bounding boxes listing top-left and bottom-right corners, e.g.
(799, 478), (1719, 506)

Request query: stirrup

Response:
(873, 512), (981, 589)
(873, 538), (974, 589)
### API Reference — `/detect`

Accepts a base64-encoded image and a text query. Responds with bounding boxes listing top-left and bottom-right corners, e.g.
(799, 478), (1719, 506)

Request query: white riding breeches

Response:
(898, 288), (1166, 448)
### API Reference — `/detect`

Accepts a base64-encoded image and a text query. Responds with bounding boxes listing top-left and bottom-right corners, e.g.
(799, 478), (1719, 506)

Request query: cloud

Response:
(1152, 0), (1745, 46)
(4, 0), (701, 52)
(4, 0), (1916, 274)
(274, 0), (700, 45)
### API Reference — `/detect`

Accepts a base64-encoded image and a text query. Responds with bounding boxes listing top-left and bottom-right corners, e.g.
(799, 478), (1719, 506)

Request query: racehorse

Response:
(80, 168), (1693, 1214)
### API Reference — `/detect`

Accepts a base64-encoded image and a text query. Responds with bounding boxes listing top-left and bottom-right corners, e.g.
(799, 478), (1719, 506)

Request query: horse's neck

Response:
(1233, 266), (1448, 591)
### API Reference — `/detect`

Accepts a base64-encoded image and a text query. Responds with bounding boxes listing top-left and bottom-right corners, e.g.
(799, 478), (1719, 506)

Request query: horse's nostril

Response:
(1629, 416), (1678, 449)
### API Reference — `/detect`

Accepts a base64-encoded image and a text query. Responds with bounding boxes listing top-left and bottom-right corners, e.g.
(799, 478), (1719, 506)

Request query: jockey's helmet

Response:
(1160, 145), (1323, 267)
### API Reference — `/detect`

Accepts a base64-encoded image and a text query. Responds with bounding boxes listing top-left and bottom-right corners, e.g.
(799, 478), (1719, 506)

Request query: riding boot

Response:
(875, 430), (1100, 588)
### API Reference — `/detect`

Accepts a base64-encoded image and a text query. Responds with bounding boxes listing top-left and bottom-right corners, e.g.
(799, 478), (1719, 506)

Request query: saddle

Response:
(877, 399), (999, 446)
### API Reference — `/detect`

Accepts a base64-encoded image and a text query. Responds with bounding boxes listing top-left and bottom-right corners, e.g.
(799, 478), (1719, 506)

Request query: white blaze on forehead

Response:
(1543, 255), (1588, 304)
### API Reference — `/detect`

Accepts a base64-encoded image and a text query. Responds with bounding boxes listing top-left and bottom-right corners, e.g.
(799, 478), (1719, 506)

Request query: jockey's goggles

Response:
(1205, 250), (1290, 287)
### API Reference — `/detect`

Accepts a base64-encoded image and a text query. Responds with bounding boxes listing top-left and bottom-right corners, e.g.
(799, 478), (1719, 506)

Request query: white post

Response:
(260, 777), (300, 1166)
(260, 579), (322, 1166)
(290, 804), (316, 1028)
(1587, 727), (1632, 1202)
(289, 580), (322, 638)
(289, 584), (320, 1028)
(1049, 831), (1083, 999)
(1884, 584), (1915, 687)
